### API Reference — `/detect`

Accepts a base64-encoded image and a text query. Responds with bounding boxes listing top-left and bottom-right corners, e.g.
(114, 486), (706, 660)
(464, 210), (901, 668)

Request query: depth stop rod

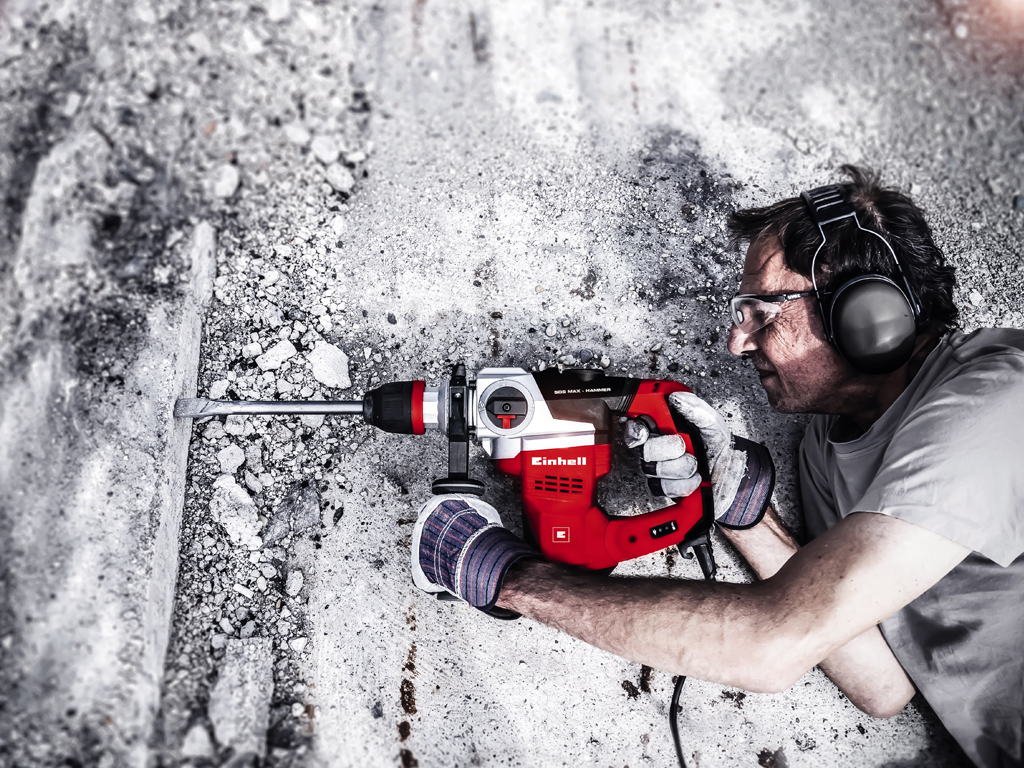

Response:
(174, 398), (364, 419)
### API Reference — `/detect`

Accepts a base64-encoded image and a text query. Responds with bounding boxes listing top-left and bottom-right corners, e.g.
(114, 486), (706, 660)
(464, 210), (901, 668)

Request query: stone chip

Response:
(311, 135), (341, 165)
(208, 639), (274, 757)
(211, 476), (262, 548)
(217, 444), (245, 474)
(325, 163), (356, 194)
(256, 339), (297, 371)
(308, 341), (351, 389)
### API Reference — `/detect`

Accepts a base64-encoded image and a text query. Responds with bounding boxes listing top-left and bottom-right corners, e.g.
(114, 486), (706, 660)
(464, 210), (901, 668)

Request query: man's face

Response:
(727, 238), (856, 413)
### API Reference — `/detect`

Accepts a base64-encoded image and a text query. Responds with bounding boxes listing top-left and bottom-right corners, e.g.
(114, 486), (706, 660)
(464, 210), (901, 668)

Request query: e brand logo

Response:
(552, 527), (570, 543)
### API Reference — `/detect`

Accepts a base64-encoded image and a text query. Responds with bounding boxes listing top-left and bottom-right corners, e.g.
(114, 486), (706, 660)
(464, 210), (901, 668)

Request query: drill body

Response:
(405, 367), (714, 570)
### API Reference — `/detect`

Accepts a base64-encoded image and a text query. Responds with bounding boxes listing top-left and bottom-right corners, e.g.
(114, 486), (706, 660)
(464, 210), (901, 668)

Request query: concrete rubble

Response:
(208, 638), (275, 759)
(1, 0), (1022, 766)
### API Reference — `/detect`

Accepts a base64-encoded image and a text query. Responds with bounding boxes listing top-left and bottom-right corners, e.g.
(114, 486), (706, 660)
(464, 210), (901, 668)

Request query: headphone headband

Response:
(799, 183), (921, 374)
(802, 184), (921, 318)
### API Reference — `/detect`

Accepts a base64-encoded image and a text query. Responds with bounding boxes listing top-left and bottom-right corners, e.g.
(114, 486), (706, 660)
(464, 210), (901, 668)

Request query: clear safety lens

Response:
(729, 297), (783, 334)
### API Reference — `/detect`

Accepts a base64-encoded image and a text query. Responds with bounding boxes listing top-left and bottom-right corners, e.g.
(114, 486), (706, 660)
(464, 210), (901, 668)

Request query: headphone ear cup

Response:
(829, 276), (916, 374)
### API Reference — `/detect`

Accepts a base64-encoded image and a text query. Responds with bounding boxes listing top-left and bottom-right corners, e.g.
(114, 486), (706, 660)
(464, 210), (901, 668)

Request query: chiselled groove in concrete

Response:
(0, 188), (214, 766)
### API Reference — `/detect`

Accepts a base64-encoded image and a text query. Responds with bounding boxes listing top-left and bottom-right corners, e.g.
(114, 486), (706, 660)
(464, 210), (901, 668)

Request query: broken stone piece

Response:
(242, 341), (263, 359)
(307, 341), (350, 389)
(244, 471), (263, 494)
(324, 163), (355, 194)
(286, 482), (321, 533)
(289, 637), (308, 653)
(212, 165), (240, 198)
(208, 639), (274, 758)
(181, 724), (214, 758)
(209, 379), (230, 399)
(311, 135), (340, 165)
(256, 339), (296, 371)
(211, 476), (262, 548)
(218, 444), (245, 474)
(284, 123), (310, 145)
(224, 415), (246, 436)
(186, 31), (213, 56)
(264, 0), (290, 22)
(285, 570), (304, 597)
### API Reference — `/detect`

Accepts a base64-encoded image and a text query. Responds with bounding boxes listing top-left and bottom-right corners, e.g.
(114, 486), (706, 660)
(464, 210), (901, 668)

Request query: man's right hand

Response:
(625, 392), (775, 530)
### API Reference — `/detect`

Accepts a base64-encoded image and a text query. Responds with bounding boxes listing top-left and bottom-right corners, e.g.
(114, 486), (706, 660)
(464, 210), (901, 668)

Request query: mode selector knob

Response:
(484, 386), (529, 430)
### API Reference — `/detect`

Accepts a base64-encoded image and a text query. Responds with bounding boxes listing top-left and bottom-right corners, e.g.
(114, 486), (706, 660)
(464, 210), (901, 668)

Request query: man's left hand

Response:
(411, 494), (536, 613)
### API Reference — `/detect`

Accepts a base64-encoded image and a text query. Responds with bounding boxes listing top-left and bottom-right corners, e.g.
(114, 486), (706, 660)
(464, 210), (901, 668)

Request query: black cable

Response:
(671, 536), (717, 768)
(670, 674), (688, 768)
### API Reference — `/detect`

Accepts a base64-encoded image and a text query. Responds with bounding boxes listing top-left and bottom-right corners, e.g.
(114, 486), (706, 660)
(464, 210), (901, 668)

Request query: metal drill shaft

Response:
(174, 398), (364, 419)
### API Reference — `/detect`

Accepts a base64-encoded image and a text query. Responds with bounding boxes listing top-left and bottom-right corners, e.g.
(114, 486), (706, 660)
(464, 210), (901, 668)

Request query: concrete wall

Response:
(0, 5), (215, 763)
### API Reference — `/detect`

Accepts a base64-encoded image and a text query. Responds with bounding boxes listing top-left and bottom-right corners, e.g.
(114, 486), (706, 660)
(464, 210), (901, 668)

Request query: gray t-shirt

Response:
(799, 328), (1024, 768)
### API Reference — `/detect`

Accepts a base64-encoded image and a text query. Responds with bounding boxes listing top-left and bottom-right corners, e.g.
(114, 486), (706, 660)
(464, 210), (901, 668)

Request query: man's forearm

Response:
(498, 559), (794, 693)
(722, 509), (915, 717)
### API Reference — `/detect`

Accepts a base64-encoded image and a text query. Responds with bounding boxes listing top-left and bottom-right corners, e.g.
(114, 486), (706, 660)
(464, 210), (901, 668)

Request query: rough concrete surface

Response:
(1, 0), (1022, 766)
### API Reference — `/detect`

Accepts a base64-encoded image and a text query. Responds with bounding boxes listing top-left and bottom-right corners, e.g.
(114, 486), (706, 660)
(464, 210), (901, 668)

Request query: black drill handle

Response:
(432, 363), (484, 496)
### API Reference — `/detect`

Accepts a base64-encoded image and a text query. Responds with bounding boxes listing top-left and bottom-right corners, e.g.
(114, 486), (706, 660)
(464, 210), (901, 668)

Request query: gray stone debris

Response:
(330, 215), (348, 236)
(208, 639), (274, 758)
(256, 339), (297, 371)
(286, 483), (321, 533)
(224, 415), (247, 436)
(285, 570), (304, 597)
(311, 135), (341, 165)
(218, 445), (246, 474)
(307, 341), (351, 389)
(284, 123), (310, 146)
(263, 482), (321, 546)
(212, 165), (240, 199)
(186, 30), (213, 55)
(324, 162), (356, 194)
(180, 724), (214, 758)
(211, 476), (262, 549)
(264, 0), (290, 22)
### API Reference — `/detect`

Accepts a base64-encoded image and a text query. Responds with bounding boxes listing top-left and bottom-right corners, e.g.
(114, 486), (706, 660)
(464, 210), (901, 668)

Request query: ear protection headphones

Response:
(801, 185), (921, 375)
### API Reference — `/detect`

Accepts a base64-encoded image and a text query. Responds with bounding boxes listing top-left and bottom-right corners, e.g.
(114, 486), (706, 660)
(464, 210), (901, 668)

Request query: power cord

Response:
(671, 533), (718, 768)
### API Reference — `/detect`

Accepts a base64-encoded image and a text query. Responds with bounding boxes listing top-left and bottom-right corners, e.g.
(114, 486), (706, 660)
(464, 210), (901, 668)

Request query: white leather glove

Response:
(625, 392), (775, 529)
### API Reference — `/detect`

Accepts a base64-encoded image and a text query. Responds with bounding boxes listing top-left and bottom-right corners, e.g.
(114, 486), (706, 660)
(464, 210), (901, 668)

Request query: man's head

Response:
(725, 166), (958, 415)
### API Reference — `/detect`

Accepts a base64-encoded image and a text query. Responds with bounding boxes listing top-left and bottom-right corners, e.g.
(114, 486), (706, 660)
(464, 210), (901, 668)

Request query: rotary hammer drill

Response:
(176, 365), (716, 571)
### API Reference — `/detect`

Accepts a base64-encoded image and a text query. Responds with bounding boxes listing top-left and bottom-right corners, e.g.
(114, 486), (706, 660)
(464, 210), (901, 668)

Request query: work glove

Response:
(411, 494), (536, 616)
(624, 392), (775, 529)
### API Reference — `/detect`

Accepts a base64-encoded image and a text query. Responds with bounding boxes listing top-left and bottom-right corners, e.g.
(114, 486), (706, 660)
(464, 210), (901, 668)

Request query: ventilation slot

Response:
(534, 475), (584, 495)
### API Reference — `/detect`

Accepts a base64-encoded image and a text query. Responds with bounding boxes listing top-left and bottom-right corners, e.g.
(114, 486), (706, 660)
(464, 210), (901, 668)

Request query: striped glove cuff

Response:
(715, 436), (775, 530)
(418, 499), (535, 611)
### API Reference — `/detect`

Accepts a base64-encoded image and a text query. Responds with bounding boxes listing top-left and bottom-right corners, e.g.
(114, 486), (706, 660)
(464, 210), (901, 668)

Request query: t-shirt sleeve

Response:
(798, 417), (841, 541)
(854, 352), (1024, 567)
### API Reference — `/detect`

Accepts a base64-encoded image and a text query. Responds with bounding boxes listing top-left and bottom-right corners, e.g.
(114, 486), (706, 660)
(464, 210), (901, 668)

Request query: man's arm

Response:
(498, 510), (970, 695)
(722, 508), (916, 718)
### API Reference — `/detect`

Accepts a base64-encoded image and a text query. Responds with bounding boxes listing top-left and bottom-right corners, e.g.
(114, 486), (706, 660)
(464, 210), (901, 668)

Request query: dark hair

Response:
(727, 165), (959, 336)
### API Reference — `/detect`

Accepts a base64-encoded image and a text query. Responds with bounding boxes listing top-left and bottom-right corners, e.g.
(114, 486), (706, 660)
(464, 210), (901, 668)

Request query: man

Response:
(410, 166), (1024, 768)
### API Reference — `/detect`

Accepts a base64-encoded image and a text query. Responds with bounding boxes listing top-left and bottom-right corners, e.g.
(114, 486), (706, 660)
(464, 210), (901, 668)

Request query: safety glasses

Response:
(729, 291), (817, 334)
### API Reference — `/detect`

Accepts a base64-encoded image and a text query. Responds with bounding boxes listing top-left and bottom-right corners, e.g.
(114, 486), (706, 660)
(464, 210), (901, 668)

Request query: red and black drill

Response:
(175, 365), (715, 571)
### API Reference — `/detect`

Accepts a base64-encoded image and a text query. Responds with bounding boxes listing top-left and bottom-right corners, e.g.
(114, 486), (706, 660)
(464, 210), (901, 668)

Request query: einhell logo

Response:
(531, 456), (587, 466)
(552, 527), (570, 543)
